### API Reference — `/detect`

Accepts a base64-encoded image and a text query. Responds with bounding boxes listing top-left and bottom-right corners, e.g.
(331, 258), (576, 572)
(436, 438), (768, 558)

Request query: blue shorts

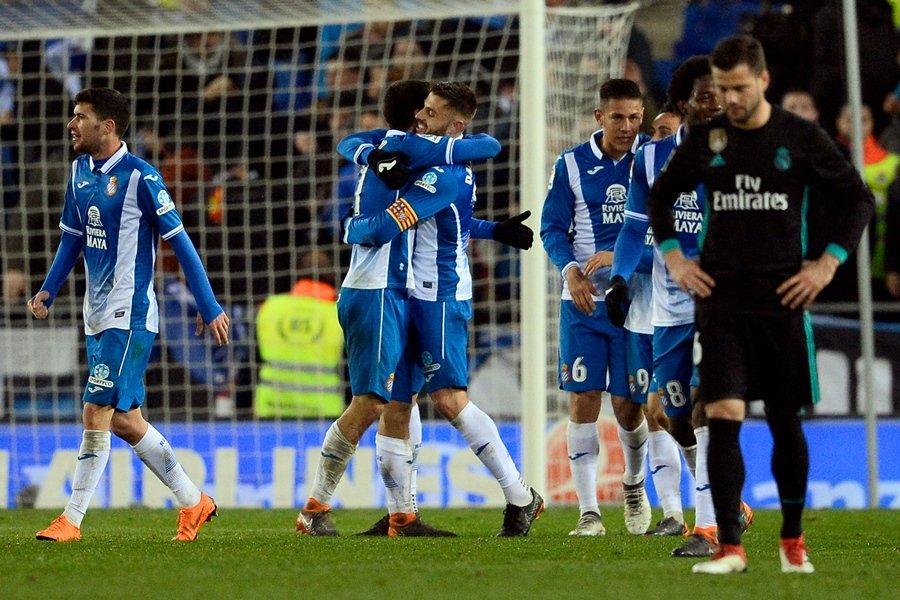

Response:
(338, 287), (408, 400)
(83, 329), (155, 412)
(652, 323), (695, 417)
(558, 300), (628, 396)
(626, 330), (653, 405)
(390, 338), (425, 403)
(408, 297), (471, 392)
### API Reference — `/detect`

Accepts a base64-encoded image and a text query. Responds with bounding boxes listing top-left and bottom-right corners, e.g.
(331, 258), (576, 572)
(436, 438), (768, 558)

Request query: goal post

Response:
(0, 0), (639, 510)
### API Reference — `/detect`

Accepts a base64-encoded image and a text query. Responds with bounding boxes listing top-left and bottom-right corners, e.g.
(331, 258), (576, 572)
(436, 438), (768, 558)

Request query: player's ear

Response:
(760, 69), (770, 93)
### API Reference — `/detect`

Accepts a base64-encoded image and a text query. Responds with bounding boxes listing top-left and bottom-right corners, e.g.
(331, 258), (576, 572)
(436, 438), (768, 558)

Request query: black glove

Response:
(367, 148), (411, 189)
(605, 275), (630, 328)
(492, 210), (533, 250)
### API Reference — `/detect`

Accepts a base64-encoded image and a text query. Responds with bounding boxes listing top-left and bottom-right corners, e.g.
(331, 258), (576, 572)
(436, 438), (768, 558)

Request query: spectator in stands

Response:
(0, 44), (18, 230)
(836, 103), (900, 303)
(150, 31), (268, 171)
(1, 268), (27, 323)
(781, 88), (820, 125)
(254, 249), (343, 418)
(811, 0), (899, 137)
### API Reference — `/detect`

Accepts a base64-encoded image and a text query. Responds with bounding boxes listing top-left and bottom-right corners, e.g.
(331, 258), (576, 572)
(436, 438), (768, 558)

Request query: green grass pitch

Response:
(1, 507), (897, 599)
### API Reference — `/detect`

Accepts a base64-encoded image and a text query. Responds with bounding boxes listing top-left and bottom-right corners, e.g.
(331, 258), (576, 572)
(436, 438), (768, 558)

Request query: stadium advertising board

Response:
(0, 418), (897, 510)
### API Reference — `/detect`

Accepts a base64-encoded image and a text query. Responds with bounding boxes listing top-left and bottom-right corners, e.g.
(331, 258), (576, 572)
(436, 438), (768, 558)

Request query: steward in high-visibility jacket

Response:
(254, 279), (344, 418)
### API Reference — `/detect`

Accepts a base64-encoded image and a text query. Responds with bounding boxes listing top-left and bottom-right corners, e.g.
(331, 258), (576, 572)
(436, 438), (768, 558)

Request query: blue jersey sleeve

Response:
(167, 231), (224, 324)
(336, 129), (390, 165)
(540, 154), (578, 274)
(137, 168), (185, 241)
(38, 231), (81, 306)
(382, 133), (501, 168)
(469, 217), (497, 240)
(612, 147), (651, 280)
(59, 162), (83, 237)
(345, 167), (459, 246)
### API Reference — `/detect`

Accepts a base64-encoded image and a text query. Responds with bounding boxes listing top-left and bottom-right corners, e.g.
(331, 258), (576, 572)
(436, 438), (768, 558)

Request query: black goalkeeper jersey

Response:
(648, 105), (875, 314)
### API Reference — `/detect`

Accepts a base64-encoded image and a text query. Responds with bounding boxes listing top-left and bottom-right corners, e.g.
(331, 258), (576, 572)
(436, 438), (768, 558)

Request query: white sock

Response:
(648, 430), (683, 521)
(618, 419), (648, 485)
(63, 430), (111, 527)
(693, 426), (716, 529)
(132, 424), (201, 508)
(309, 421), (357, 505)
(679, 443), (697, 480)
(409, 403), (422, 513)
(376, 434), (415, 515)
(452, 402), (532, 506)
(567, 420), (600, 516)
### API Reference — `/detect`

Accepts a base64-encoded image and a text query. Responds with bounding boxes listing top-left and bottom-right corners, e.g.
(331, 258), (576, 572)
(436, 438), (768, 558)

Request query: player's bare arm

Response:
(776, 253), (840, 309)
(662, 247), (715, 298)
(195, 311), (230, 346)
(27, 290), (51, 319)
(564, 266), (598, 315)
(583, 251), (613, 275)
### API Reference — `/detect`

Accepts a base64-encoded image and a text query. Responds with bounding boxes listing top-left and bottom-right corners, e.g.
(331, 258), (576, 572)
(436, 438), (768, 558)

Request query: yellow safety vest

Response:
(254, 293), (344, 418)
(864, 153), (900, 279)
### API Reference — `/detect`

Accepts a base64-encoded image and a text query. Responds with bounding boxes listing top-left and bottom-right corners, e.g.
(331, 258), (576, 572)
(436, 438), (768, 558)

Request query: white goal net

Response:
(0, 0), (638, 510)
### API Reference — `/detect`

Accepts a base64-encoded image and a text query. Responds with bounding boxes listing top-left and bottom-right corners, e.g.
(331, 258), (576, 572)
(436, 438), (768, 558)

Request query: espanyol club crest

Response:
(105, 175), (118, 196)
(708, 128), (727, 154)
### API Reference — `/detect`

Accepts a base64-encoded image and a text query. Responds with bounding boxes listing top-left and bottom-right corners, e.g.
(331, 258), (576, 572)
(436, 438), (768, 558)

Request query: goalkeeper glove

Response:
(492, 210), (533, 250)
(604, 275), (630, 328)
(367, 148), (411, 189)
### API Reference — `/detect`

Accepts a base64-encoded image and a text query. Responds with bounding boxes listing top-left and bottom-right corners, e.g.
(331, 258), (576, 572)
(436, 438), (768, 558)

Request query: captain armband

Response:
(386, 198), (419, 232)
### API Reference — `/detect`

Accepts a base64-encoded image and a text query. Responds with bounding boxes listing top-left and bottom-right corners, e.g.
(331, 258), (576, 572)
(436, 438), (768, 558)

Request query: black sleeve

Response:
(801, 122), (876, 258)
(647, 126), (708, 248)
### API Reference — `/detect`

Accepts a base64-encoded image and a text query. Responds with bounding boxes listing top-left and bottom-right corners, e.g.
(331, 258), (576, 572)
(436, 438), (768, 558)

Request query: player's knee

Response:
(431, 388), (467, 420)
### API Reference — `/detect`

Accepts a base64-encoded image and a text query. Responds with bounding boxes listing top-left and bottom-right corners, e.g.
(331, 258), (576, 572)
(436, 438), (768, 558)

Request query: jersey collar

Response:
(591, 129), (641, 161)
(590, 129), (606, 160)
(89, 142), (128, 174)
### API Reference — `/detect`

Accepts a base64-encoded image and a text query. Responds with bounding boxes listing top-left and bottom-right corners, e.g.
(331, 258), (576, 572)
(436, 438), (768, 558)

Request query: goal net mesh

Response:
(0, 0), (637, 509)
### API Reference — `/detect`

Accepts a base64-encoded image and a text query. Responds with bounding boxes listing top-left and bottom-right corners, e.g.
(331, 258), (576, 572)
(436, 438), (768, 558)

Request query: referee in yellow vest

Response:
(254, 279), (344, 418)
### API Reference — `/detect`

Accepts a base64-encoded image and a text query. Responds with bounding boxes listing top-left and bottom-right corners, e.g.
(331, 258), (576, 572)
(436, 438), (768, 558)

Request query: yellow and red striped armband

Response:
(386, 198), (419, 232)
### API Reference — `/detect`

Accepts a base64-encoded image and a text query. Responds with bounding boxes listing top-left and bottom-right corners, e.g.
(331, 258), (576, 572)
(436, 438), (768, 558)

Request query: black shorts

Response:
(694, 305), (818, 413)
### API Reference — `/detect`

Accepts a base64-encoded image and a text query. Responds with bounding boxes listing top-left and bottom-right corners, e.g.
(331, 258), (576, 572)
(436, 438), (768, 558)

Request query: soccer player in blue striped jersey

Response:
(344, 81), (543, 537)
(608, 57), (753, 557)
(540, 78), (651, 537)
(296, 80), (514, 536)
(30, 88), (228, 542)
(609, 107), (689, 539)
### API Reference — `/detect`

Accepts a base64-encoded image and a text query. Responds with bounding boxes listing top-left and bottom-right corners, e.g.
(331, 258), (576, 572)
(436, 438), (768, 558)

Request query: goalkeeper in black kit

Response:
(648, 35), (874, 576)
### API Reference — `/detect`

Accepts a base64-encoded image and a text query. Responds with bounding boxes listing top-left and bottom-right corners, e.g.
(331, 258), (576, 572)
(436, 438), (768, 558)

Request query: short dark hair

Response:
(383, 79), (431, 131)
(74, 88), (131, 136)
(711, 34), (767, 75)
(598, 78), (642, 107)
(658, 100), (679, 115)
(429, 81), (478, 122)
(666, 56), (711, 111)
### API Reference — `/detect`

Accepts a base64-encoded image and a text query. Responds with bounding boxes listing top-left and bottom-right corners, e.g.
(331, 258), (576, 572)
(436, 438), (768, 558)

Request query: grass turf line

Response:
(1, 508), (897, 600)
